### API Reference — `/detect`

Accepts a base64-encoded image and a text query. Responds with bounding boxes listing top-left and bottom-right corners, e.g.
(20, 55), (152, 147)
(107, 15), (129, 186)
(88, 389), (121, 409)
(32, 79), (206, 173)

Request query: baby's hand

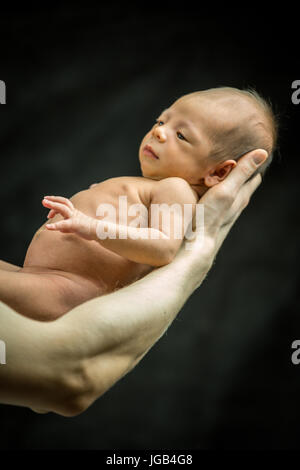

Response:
(45, 184), (97, 219)
(42, 196), (97, 241)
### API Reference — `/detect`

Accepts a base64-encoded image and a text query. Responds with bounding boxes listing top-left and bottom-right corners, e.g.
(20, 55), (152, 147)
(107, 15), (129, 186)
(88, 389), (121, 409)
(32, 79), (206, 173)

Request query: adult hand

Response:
(178, 149), (268, 271)
(0, 150), (269, 418)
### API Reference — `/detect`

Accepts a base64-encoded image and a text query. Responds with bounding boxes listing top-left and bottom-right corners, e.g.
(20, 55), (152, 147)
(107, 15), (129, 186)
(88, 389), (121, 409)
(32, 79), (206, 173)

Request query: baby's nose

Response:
(153, 125), (167, 142)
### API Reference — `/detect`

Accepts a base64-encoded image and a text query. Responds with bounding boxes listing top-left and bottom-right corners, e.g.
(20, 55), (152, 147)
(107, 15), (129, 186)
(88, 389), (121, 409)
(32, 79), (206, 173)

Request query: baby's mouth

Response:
(143, 145), (159, 159)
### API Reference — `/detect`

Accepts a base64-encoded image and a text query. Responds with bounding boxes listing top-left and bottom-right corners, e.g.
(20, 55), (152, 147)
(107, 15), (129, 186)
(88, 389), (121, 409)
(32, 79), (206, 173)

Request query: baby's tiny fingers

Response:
(46, 219), (73, 232)
(45, 222), (57, 230)
(42, 199), (73, 218)
(47, 209), (56, 219)
(43, 195), (74, 210)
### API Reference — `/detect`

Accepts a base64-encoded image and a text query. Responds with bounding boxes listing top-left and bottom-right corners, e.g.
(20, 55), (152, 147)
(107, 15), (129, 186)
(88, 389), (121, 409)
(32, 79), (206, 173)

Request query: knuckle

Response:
(215, 186), (234, 205)
(240, 161), (256, 178)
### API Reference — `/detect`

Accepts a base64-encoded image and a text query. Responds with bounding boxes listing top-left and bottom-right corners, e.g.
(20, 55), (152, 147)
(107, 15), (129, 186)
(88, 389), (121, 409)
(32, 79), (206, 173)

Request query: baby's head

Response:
(139, 87), (278, 195)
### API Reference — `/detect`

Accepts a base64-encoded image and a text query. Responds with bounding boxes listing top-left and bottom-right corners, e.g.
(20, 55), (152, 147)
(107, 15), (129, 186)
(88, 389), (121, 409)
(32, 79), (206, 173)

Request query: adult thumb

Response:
(251, 149), (268, 166)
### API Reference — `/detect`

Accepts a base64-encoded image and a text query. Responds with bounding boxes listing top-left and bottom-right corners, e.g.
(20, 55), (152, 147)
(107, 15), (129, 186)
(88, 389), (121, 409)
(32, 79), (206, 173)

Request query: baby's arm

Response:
(42, 178), (197, 267)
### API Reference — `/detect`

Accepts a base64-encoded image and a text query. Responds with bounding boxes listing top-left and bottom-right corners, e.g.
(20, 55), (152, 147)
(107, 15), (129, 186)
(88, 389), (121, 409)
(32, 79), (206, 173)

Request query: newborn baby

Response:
(0, 87), (277, 321)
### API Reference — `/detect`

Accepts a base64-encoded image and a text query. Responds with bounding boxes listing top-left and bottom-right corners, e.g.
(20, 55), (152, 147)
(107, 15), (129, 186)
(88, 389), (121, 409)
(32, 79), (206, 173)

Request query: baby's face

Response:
(139, 96), (214, 185)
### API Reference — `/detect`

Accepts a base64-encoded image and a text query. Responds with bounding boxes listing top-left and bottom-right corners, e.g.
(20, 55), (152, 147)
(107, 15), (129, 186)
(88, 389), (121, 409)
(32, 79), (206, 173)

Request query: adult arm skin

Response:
(0, 260), (21, 272)
(0, 149), (268, 417)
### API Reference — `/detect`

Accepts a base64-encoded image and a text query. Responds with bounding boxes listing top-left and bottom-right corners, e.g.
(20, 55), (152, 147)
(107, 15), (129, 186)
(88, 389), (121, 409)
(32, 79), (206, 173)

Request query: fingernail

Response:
(253, 151), (267, 165)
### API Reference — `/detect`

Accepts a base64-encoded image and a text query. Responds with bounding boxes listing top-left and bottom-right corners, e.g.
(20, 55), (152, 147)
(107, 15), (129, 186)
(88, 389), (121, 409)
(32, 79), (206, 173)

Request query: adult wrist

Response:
(172, 236), (216, 291)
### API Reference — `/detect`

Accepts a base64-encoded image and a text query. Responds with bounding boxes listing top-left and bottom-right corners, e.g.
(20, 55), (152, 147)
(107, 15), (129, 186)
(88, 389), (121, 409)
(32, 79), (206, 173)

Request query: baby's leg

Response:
(0, 269), (77, 321)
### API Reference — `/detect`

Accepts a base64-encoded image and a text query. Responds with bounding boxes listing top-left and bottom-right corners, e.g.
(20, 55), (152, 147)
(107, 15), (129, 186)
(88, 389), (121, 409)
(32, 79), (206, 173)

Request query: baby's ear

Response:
(204, 160), (237, 187)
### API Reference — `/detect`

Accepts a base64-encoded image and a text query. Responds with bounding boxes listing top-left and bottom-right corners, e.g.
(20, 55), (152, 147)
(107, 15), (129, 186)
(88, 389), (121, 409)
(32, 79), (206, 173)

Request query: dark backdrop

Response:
(0, 5), (299, 450)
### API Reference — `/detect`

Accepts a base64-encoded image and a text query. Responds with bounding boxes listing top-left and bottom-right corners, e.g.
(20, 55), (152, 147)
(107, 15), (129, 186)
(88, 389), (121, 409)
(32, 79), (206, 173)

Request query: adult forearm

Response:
(57, 239), (214, 408)
(0, 301), (83, 416)
(0, 150), (266, 416)
(0, 240), (213, 416)
(0, 260), (21, 272)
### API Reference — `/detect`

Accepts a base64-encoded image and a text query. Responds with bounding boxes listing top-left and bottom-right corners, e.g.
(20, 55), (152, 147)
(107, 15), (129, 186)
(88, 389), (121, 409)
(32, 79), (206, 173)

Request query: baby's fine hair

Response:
(198, 86), (279, 178)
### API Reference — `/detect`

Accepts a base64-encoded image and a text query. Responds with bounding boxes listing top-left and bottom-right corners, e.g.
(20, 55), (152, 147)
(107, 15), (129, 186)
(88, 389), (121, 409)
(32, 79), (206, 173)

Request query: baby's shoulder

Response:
(91, 176), (150, 189)
(150, 177), (198, 204)
(100, 176), (154, 195)
(89, 176), (155, 206)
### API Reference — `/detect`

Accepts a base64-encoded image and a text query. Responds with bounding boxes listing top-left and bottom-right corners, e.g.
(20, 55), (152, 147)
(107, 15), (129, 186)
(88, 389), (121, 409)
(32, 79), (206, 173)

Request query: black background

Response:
(0, 4), (299, 450)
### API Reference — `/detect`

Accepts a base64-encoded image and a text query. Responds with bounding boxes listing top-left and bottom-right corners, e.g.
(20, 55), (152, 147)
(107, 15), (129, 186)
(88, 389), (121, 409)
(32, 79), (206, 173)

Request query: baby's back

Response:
(22, 177), (155, 296)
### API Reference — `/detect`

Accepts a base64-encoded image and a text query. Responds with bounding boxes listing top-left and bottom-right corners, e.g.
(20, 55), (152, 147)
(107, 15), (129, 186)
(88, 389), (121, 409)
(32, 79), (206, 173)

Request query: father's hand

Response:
(179, 149), (268, 266)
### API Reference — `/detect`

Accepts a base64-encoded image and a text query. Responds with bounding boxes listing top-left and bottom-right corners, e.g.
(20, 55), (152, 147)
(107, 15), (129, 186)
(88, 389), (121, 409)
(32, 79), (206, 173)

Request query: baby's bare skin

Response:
(1, 89), (271, 322)
(3, 177), (157, 321)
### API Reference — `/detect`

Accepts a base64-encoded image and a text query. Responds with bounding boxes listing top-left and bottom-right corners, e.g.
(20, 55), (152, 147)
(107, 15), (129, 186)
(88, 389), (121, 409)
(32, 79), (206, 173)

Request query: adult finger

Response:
(217, 174), (261, 234)
(220, 149), (268, 198)
(199, 149), (268, 215)
(212, 173), (263, 253)
(228, 172), (263, 217)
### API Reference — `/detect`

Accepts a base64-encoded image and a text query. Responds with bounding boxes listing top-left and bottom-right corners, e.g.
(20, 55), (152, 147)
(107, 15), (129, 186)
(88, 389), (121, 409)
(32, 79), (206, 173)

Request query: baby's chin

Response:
(139, 165), (161, 180)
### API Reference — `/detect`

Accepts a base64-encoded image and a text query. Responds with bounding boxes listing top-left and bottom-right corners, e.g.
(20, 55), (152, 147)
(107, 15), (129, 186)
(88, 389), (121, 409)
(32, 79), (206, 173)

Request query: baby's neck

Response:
(190, 183), (208, 200)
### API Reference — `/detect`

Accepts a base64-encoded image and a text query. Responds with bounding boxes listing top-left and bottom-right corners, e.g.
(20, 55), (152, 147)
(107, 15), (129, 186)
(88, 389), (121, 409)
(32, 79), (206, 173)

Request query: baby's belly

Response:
(14, 267), (104, 321)
(23, 225), (153, 297)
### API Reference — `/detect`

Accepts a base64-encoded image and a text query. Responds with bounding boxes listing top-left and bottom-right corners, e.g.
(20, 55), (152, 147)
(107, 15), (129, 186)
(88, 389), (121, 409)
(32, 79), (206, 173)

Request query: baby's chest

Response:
(92, 184), (151, 228)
